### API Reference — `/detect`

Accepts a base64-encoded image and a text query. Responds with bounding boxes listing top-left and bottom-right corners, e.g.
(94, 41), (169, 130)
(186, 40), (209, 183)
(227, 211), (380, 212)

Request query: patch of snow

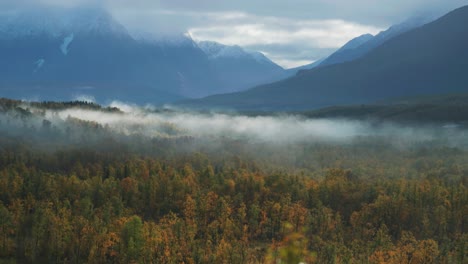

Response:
(197, 41), (224, 56)
(198, 41), (279, 66)
(60, 33), (74, 55)
(217, 45), (247, 59)
(33, 58), (45, 72)
(198, 41), (250, 59)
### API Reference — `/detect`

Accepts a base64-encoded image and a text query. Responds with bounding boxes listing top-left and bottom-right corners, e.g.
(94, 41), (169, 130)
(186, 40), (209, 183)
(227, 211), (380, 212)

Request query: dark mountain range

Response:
(0, 7), (286, 104)
(285, 16), (435, 76)
(179, 5), (468, 110)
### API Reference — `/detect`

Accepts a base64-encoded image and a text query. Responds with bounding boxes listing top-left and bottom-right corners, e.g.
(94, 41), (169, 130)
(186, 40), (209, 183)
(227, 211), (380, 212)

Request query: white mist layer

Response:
(38, 102), (467, 146)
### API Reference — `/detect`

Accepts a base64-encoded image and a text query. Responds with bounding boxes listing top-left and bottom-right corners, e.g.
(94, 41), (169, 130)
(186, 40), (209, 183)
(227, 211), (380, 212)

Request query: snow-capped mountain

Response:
(0, 7), (287, 104)
(197, 41), (288, 93)
(198, 41), (275, 64)
(198, 41), (252, 59)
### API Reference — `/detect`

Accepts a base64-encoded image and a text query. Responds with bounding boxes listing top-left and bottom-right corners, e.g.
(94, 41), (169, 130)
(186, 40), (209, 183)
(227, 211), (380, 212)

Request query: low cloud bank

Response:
(32, 102), (466, 147)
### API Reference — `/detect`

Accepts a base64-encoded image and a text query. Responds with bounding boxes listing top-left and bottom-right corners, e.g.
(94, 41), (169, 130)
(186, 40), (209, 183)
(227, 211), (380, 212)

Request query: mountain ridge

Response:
(196, 41), (288, 94)
(318, 14), (437, 67)
(177, 5), (468, 110)
(0, 7), (288, 104)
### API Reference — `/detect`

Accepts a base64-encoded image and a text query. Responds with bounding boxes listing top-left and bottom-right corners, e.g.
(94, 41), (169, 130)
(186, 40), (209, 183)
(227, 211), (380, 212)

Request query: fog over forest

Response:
(0, 101), (465, 144)
(1, 1), (467, 263)
(1, 100), (467, 263)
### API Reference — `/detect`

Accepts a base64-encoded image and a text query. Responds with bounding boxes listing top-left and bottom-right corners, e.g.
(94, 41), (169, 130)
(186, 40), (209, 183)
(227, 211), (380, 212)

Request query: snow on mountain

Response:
(198, 41), (250, 59)
(33, 59), (45, 72)
(60, 33), (74, 55)
(0, 7), (290, 102)
(197, 41), (277, 65)
(195, 40), (287, 94)
(197, 41), (223, 57)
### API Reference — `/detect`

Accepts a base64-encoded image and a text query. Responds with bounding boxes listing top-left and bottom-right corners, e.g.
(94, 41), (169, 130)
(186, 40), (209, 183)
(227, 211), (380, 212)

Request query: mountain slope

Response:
(0, 8), (286, 104)
(334, 33), (374, 53)
(285, 58), (325, 76)
(0, 7), (213, 103)
(197, 41), (287, 94)
(319, 15), (435, 67)
(179, 5), (468, 110)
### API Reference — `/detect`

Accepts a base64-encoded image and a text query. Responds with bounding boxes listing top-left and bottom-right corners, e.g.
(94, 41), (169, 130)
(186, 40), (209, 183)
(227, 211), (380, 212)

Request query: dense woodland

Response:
(0, 99), (467, 263)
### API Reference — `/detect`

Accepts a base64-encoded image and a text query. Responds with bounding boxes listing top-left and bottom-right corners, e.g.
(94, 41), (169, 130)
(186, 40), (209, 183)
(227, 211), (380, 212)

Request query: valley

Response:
(0, 2), (467, 264)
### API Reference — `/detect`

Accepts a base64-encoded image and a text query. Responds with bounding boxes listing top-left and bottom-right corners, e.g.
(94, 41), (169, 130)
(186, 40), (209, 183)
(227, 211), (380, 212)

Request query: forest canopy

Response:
(0, 98), (466, 263)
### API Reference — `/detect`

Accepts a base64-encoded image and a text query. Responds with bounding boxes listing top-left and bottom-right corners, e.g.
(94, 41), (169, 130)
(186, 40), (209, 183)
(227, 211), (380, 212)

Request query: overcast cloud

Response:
(1, 0), (466, 68)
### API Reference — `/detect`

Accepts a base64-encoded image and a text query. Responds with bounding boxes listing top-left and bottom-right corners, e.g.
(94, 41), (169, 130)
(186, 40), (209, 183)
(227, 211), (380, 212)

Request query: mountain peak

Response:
(197, 41), (276, 66)
(378, 14), (438, 40)
(198, 41), (249, 59)
(319, 12), (440, 67)
(179, 5), (468, 110)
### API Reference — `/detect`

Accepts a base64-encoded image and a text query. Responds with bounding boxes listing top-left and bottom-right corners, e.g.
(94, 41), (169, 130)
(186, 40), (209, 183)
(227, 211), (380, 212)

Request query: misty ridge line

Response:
(1, 100), (466, 148)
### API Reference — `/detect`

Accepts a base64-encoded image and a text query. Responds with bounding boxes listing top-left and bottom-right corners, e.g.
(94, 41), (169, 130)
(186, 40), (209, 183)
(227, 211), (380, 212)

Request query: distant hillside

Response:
(197, 41), (287, 94)
(319, 15), (435, 67)
(300, 94), (468, 124)
(179, 6), (468, 111)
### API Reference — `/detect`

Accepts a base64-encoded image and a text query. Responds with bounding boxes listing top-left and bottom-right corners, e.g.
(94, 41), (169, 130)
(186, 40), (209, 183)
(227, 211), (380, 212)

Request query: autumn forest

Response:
(0, 99), (466, 263)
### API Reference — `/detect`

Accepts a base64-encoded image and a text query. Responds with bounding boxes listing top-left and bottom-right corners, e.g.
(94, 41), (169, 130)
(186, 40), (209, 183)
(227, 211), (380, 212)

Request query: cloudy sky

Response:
(2, 0), (466, 68)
